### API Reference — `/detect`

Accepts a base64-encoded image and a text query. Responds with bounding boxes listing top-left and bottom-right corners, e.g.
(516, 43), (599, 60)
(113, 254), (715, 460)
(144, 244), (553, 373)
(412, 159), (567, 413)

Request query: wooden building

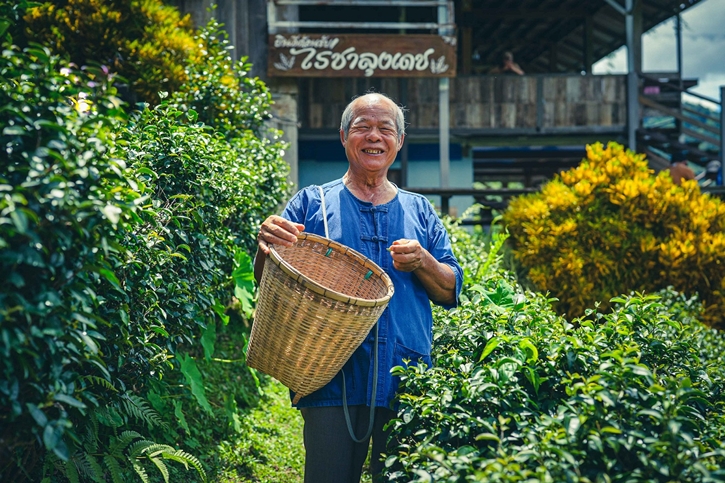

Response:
(173, 0), (724, 216)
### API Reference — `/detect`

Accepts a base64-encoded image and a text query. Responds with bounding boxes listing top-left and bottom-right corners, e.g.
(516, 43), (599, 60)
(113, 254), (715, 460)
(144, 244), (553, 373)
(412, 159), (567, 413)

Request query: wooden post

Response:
(267, 0), (300, 189)
(720, 86), (725, 185)
(625, 0), (639, 152)
(400, 77), (409, 187)
(217, 0), (237, 59)
(439, 1), (451, 215)
(676, 12), (684, 135)
(536, 76), (544, 132)
(461, 0), (473, 75)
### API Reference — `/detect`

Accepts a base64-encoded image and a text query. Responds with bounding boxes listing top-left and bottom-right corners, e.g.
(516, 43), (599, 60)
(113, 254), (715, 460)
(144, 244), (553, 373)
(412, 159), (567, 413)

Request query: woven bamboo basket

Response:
(247, 232), (394, 404)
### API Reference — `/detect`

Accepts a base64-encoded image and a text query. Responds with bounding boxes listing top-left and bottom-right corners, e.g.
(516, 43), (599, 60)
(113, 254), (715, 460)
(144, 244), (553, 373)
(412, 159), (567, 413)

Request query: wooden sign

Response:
(268, 34), (457, 78)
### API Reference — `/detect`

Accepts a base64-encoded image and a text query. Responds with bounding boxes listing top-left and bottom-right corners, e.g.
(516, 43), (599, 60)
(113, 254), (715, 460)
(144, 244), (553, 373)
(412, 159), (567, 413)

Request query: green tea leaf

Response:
(179, 353), (212, 414)
(200, 321), (216, 361)
(478, 337), (500, 362)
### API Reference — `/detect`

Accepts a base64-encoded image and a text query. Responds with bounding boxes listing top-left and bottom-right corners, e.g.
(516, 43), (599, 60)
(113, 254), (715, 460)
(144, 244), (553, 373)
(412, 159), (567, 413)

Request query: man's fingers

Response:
(389, 239), (419, 254)
(258, 238), (271, 255)
(258, 216), (305, 250)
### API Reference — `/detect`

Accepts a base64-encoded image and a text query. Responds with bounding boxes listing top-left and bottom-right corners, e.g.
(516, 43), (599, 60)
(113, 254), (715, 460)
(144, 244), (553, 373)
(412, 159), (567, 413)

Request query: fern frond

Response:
(132, 459), (151, 483)
(83, 453), (105, 483)
(80, 375), (118, 392)
(158, 452), (189, 470)
(161, 450), (206, 482)
(41, 451), (58, 482)
(141, 443), (175, 457)
(121, 394), (167, 429)
(127, 439), (156, 460)
(149, 456), (170, 483)
(109, 430), (141, 457)
(82, 416), (100, 452)
(103, 455), (124, 483)
(64, 459), (81, 483)
(72, 452), (96, 483)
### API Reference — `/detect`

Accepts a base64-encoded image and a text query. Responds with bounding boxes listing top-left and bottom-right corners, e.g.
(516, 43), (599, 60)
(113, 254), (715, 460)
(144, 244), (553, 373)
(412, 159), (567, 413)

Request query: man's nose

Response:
(365, 127), (382, 141)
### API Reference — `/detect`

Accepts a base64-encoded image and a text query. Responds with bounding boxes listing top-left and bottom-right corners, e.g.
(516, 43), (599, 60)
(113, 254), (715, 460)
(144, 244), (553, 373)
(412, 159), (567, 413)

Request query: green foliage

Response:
(170, 19), (275, 139)
(19, 0), (198, 103)
(385, 224), (725, 482)
(503, 141), (725, 327)
(1, 13), (290, 479)
(41, 414), (206, 483)
(0, 42), (134, 474)
(212, 379), (304, 482)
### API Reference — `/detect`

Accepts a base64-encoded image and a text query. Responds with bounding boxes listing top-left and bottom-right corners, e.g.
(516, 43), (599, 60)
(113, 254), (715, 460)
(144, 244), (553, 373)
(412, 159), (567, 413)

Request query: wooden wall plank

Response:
(300, 75), (626, 130)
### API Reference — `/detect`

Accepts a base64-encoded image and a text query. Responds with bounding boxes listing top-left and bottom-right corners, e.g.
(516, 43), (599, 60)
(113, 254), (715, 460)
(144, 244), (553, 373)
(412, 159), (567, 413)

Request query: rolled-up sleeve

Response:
(426, 210), (464, 310)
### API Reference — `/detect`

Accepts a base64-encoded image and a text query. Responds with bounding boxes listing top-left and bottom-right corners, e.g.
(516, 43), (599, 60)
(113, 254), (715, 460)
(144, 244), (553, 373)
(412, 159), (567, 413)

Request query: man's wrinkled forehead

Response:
(350, 97), (397, 127)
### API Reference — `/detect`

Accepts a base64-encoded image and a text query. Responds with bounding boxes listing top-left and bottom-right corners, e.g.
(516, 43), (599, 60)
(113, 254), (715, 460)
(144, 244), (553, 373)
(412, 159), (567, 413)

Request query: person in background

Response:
(490, 51), (525, 75)
(668, 149), (695, 185)
(254, 92), (463, 483)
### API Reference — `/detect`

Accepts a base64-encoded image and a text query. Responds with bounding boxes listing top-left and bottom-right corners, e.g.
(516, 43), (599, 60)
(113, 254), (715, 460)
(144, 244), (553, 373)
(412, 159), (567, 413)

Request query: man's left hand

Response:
(388, 239), (426, 272)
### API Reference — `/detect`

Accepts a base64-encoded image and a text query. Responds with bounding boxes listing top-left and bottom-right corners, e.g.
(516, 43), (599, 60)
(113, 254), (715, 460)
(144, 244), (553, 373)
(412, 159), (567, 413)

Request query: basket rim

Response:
(268, 232), (394, 307)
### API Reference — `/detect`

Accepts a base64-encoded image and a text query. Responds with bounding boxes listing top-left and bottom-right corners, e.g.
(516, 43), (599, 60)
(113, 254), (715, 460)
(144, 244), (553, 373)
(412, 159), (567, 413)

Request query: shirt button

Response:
(370, 207), (376, 212)
(372, 236), (379, 242)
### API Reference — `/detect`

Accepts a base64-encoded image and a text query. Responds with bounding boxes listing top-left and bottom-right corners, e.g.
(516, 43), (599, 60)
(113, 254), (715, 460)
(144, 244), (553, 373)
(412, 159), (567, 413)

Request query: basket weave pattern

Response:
(247, 233), (394, 404)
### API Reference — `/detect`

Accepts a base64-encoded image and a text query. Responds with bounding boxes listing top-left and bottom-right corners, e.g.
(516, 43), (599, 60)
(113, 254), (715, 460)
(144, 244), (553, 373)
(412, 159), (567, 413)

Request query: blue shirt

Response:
(281, 179), (463, 409)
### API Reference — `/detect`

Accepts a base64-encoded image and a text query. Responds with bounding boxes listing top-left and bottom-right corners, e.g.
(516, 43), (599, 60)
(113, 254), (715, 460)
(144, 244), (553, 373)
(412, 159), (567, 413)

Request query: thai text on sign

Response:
(268, 34), (457, 78)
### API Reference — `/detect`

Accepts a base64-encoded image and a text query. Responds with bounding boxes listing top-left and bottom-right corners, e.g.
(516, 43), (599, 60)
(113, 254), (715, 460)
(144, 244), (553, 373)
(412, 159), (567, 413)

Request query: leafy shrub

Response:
(0, 43), (203, 482)
(0, 41), (129, 473)
(110, 97), (287, 417)
(19, 0), (199, 103)
(170, 20), (275, 139)
(503, 141), (725, 327)
(0, 21), (289, 481)
(385, 225), (725, 482)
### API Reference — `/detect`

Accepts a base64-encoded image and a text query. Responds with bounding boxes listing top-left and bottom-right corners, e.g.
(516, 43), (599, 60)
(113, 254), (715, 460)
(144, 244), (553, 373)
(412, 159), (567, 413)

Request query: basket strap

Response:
(341, 322), (378, 443)
(318, 185), (329, 239)
(321, 184), (379, 442)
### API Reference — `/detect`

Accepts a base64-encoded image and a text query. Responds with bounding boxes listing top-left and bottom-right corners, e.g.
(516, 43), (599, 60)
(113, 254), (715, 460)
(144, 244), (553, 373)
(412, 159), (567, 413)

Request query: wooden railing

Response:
(638, 73), (722, 160)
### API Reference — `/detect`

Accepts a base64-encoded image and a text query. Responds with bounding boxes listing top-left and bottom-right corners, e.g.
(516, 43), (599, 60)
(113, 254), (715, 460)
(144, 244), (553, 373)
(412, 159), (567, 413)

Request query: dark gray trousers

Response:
(300, 405), (396, 483)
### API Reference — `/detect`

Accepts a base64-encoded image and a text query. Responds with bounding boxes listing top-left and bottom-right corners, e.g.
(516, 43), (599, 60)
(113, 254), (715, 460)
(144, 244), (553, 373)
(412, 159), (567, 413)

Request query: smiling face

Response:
(340, 94), (404, 181)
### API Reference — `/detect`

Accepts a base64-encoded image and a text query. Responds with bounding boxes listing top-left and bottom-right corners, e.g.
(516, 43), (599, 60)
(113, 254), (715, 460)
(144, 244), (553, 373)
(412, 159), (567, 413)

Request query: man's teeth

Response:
(363, 149), (383, 154)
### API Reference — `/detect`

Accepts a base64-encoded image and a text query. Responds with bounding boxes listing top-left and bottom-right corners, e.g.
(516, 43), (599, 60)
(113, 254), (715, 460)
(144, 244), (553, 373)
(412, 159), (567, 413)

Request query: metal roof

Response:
(462, 0), (706, 73)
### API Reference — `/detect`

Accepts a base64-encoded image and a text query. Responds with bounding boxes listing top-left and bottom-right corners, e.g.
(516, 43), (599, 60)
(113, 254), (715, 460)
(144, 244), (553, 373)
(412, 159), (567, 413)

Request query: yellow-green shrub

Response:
(22, 0), (199, 103)
(503, 141), (725, 327)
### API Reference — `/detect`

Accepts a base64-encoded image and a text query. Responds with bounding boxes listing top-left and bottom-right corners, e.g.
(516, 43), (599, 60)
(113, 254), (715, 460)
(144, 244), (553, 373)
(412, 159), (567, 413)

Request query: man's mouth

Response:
(362, 149), (384, 154)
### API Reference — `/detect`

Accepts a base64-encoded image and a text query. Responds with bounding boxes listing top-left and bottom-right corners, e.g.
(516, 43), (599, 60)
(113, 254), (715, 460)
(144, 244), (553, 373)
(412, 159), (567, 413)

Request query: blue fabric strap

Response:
(342, 322), (378, 443)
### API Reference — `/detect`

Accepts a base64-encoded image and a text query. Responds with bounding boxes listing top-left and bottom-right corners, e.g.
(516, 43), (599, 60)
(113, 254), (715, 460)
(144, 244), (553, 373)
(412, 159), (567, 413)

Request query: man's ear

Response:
(340, 129), (346, 147)
(397, 134), (405, 151)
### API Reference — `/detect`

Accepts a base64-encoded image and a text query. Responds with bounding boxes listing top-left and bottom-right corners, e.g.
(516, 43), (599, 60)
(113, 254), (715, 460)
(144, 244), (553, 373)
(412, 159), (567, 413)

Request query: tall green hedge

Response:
(0, 17), (290, 481)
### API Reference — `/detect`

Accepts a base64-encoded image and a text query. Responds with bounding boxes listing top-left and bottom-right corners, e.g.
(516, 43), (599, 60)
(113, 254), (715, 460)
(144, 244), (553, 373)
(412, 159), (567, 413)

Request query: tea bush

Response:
(503, 141), (725, 327)
(18, 0), (198, 103)
(170, 20), (275, 140)
(385, 225), (725, 482)
(0, 43), (202, 481)
(0, 18), (290, 480)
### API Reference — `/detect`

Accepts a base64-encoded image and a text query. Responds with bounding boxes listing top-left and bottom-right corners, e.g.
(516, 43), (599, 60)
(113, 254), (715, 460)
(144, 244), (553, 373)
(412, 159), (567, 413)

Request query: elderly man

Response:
(255, 92), (463, 482)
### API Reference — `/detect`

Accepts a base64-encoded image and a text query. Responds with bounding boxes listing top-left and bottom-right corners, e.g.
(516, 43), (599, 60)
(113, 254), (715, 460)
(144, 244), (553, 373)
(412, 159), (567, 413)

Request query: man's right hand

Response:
(257, 215), (305, 255)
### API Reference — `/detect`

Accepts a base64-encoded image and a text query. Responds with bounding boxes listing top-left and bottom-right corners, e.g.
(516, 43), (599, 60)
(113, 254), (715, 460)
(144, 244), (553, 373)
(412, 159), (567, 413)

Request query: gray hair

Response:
(340, 92), (406, 142)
